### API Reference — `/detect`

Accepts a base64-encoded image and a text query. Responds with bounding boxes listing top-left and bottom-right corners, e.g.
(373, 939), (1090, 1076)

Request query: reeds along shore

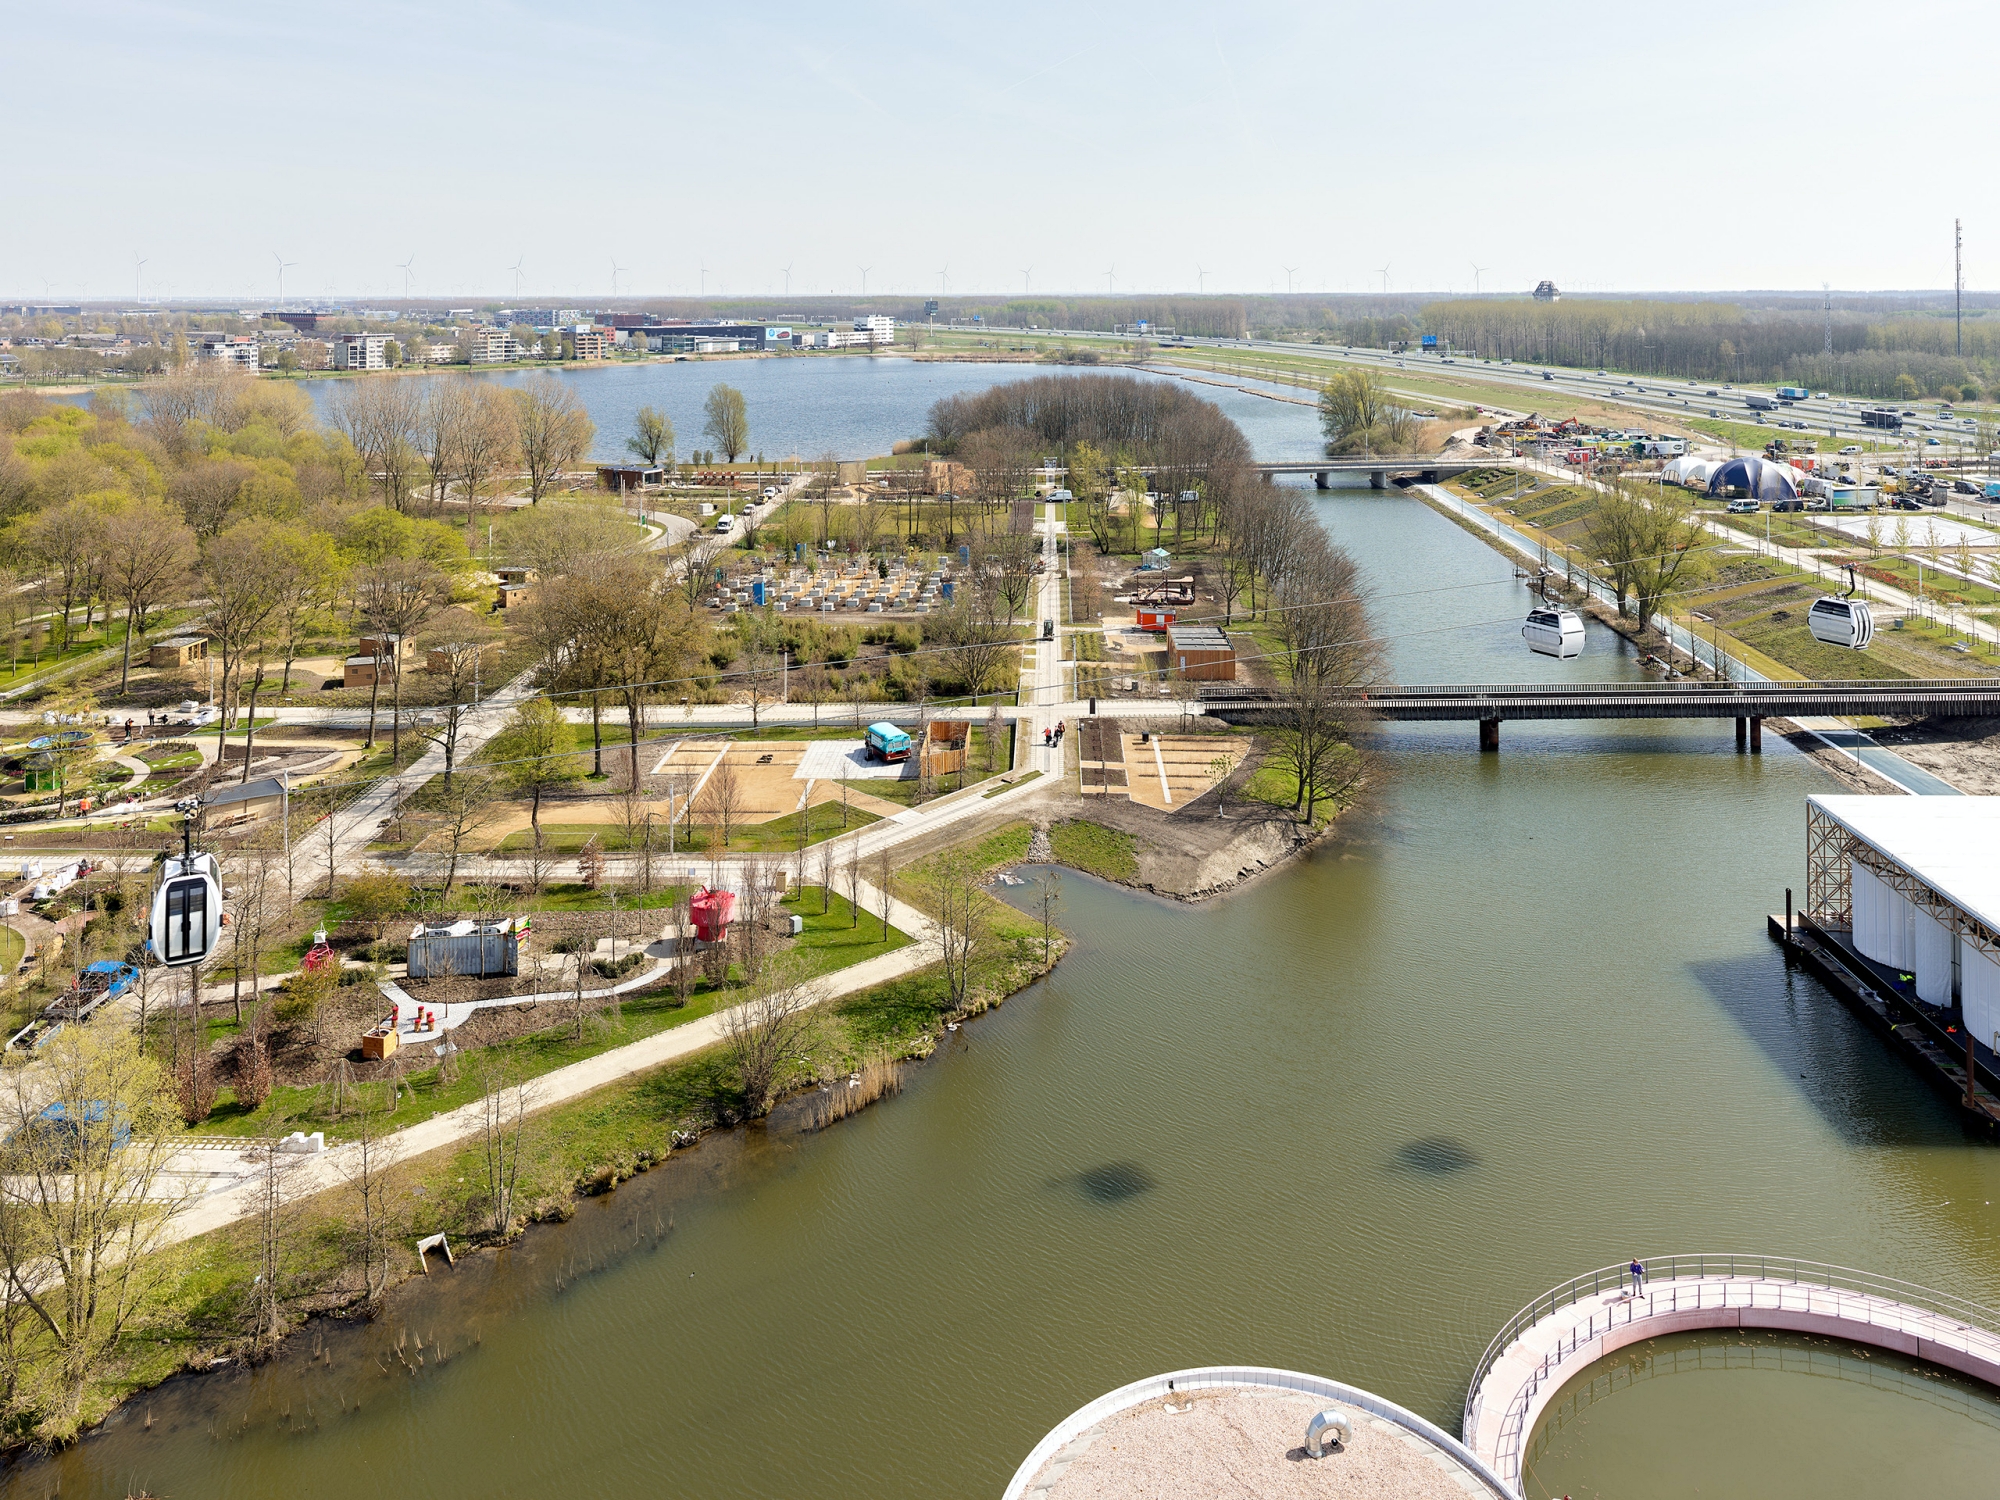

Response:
(806, 1057), (901, 1130)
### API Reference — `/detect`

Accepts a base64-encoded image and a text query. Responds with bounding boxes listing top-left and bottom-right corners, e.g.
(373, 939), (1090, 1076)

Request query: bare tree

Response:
(98, 498), (195, 692)
(916, 844), (987, 1011)
(874, 848), (894, 941)
(514, 372), (596, 505)
(721, 962), (819, 1118)
(846, 844), (863, 929)
(335, 1085), (399, 1304)
(353, 556), (450, 757)
(0, 1027), (190, 1443)
(477, 1060), (534, 1237)
(699, 758), (742, 851)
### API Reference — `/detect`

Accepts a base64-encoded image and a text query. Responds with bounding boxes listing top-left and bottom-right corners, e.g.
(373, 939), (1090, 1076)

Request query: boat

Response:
(1523, 604), (1585, 659)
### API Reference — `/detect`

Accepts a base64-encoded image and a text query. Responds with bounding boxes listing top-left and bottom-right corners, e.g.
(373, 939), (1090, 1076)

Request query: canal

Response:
(12, 389), (2000, 1499)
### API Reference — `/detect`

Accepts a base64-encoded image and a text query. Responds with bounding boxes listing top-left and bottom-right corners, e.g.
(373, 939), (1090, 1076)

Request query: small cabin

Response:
(148, 636), (208, 670)
(358, 633), (415, 664)
(1135, 605), (1177, 633)
(918, 721), (969, 778)
(342, 655), (384, 688)
(201, 775), (287, 827)
(1166, 625), (1236, 681)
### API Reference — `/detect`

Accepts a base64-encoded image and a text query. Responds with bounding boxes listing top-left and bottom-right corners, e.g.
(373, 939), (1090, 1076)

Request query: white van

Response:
(714, 514), (735, 533)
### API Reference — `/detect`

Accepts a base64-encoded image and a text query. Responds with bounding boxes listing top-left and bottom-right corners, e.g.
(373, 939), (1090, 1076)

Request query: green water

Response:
(10, 486), (2000, 1499)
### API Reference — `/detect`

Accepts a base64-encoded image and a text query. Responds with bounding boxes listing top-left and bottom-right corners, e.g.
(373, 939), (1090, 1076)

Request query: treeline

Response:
(1400, 299), (2000, 400)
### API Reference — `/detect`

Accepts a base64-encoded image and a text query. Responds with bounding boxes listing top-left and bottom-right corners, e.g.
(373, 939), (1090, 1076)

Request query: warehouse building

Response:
(1805, 795), (2000, 1052)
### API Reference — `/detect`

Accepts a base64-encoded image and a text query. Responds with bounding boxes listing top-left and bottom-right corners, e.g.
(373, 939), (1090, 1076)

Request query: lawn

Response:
(0, 924), (24, 974)
(185, 886), (910, 1141)
(492, 799), (883, 855)
(1048, 819), (1139, 881)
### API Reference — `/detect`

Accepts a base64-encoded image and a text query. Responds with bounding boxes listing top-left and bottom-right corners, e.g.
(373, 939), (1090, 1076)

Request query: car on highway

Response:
(1926, 437), (1942, 445)
(1708, 408), (1722, 417)
(1705, 389), (1719, 396)
(1839, 444), (1862, 454)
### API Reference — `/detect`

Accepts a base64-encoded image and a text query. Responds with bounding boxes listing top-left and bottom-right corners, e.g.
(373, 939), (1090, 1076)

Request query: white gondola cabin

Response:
(1523, 605), (1586, 659)
(149, 851), (222, 967)
(1808, 596), (1874, 649)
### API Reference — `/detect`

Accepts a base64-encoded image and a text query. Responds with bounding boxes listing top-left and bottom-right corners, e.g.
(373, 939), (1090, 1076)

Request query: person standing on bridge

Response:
(1629, 1258), (1646, 1298)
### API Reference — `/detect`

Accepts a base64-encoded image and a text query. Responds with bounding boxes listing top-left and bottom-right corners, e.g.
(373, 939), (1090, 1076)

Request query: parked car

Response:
(1952, 479), (1981, 495)
(1725, 498), (1760, 514)
(1838, 444), (1862, 454)
(1772, 498), (1804, 512)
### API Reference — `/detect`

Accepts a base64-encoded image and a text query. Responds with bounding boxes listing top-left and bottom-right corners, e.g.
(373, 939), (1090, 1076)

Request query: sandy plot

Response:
(1119, 735), (1247, 811)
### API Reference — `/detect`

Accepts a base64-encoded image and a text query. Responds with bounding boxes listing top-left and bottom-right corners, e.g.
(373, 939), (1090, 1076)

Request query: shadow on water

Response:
(1394, 1137), (1481, 1174)
(1067, 1163), (1158, 1204)
(1685, 953), (1967, 1149)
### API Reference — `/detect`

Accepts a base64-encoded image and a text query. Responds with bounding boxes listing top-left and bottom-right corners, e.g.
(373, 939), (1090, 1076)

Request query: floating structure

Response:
(1779, 795), (2000, 1125)
(1005, 1366), (1509, 1500)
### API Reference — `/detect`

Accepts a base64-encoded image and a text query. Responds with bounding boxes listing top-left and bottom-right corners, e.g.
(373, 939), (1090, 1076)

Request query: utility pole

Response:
(1955, 219), (1964, 357)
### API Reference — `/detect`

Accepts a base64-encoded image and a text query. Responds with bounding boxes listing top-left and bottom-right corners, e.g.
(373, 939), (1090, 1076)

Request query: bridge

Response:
(1251, 455), (1516, 489)
(1462, 1255), (2000, 1496)
(1201, 678), (2000, 750)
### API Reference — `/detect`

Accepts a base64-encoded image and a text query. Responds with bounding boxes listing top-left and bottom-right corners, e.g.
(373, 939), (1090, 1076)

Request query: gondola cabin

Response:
(149, 852), (222, 967)
(1808, 597), (1874, 649)
(1523, 605), (1586, 659)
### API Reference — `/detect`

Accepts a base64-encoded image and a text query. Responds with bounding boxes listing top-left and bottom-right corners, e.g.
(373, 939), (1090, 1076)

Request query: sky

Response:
(4, 0), (1991, 304)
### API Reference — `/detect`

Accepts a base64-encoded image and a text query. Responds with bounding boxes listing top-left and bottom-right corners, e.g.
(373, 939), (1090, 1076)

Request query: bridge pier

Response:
(1735, 717), (1747, 752)
(1314, 470), (1329, 490)
(1370, 469), (1387, 491)
(1751, 715), (1763, 754)
(1479, 718), (1500, 753)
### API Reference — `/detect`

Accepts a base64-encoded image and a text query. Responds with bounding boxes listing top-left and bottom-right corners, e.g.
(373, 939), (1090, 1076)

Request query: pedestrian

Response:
(124, 718), (135, 742)
(1042, 727), (1051, 747)
(1629, 1258), (1645, 1297)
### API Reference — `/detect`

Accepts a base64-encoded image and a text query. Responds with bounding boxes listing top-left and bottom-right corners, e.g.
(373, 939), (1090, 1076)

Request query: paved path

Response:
(155, 877), (938, 1242)
(1464, 1257), (2000, 1495)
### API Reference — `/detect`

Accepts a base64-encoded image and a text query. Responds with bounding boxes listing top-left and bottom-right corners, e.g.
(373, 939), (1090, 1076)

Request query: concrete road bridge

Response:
(1202, 677), (2000, 751)
(1463, 1255), (2000, 1496)
(1251, 455), (1518, 488)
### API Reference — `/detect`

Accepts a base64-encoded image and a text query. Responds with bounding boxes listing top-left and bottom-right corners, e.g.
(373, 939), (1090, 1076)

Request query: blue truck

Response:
(865, 722), (912, 762)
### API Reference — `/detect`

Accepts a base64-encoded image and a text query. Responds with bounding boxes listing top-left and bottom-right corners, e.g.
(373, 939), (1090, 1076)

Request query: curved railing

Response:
(1003, 1365), (1512, 1500)
(1462, 1254), (2000, 1492)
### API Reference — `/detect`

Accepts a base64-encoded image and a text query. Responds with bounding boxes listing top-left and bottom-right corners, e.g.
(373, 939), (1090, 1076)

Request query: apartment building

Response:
(469, 328), (525, 364)
(332, 334), (387, 370)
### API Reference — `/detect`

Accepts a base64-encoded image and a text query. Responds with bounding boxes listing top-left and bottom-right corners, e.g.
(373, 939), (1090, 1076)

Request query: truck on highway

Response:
(1860, 408), (1903, 430)
(1743, 394), (1778, 412)
(1775, 387), (1810, 402)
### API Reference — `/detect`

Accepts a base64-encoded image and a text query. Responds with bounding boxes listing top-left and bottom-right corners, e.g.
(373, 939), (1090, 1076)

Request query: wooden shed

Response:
(919, 721), (969, 778)
(148, 636), (208, 670)
(1166, 625), (1236, 681)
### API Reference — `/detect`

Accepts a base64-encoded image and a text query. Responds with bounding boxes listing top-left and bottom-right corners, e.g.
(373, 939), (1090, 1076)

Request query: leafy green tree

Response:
(491, 695), (581, 838)
(627, 405), (675, 467)
(702, 383), (749, 462)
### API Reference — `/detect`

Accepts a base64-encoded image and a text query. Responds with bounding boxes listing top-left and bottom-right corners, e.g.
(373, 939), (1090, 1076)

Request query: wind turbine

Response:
(610, 258), (627, 297)
(859, 265), (871, 296)
(397, 254), (417, 298)
(936, 266), (949, 294)
(1196, 265), (1207, 294)
(699, 262), (708, 297)
(781, 262), (793, 297)
(133, 252), (148, 303)
(1283, 265), (1299, 294)
(1470, 261), (1489, 294)
(1374, 264), (1391, 295)
(272, 251), (297, 308)
(1020, 267), (1032, 294)
(1104, 266), (1115, 294)
(507, 258), (525, 299)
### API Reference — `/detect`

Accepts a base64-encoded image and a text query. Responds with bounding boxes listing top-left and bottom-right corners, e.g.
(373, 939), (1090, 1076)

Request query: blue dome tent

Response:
(1706, 456), (1800, 502)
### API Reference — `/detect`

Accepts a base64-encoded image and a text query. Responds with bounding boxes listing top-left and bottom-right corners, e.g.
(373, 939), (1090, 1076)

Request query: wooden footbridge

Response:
(1202, 678), (2000, 750)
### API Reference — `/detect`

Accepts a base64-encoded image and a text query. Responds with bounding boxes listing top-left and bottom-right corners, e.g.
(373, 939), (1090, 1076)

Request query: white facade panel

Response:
(1851, 860), (1915, 972)
(1964, 946), (2000, 1054)
(1913, 903), (1955, 1005)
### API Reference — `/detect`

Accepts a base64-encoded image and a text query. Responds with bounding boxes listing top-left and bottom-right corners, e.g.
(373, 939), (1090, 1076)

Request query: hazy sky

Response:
(5, 0), (1989, 303)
